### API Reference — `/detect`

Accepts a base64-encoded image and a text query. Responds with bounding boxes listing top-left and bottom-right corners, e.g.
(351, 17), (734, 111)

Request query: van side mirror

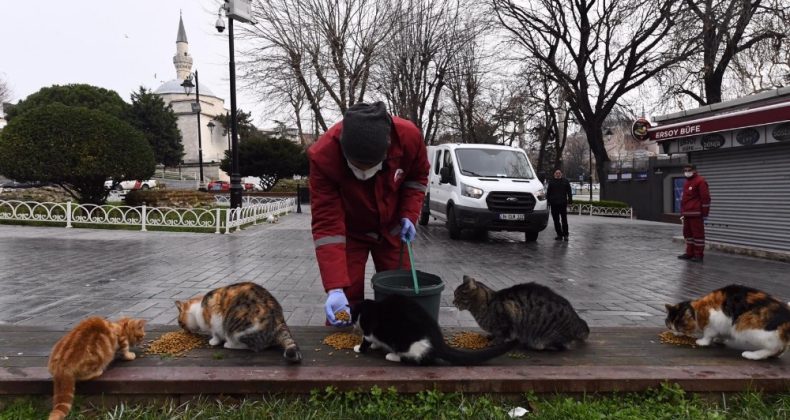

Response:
(439, 167), (451, 184)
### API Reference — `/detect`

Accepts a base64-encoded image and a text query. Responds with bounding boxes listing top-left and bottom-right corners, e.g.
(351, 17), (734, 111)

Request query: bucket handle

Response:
(399, 241), (420, 295)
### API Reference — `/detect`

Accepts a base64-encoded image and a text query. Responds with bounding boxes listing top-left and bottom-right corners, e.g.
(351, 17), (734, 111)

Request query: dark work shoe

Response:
(677, 254), (693, 260)
(690, 256), (704, 263)
(555, 236), (562, 240)
(563, 236), (569, 241)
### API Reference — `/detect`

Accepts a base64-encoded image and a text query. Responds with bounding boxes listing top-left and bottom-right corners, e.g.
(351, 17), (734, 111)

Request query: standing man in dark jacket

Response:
(546, 168), (573, 241)
(308, 102), (430, 327)
(678, 163), (711, 262)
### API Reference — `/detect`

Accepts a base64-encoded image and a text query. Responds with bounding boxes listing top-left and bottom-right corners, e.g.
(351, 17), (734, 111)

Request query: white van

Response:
(419, 143), (548, 241)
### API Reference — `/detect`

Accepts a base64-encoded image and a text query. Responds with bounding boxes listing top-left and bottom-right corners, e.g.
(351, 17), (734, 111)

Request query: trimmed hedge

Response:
(124, 190), (216, 207)
(587, 199), (630, 208)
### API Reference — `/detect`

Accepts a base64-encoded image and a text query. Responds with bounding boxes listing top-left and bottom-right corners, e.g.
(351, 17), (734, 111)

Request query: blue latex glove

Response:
(400, 218), (416, 242)
(325, 289), (351, 327)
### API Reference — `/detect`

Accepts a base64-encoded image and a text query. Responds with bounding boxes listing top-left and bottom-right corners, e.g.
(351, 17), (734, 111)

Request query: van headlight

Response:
(461, 183), (484, 199)
(536, 188), (546, 201)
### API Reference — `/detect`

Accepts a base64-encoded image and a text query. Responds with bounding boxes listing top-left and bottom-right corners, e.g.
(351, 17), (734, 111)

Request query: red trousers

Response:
(343, 234), (411, 308)
(683, 217), (705, 258)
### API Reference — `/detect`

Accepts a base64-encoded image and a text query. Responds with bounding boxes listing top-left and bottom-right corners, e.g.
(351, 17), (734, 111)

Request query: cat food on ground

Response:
(145, 331), (208, 356)
(323, 332), (362, 350)
(658, 331), (697, 347)
(334, 310), (351, 322)
(447, 331), (490, 349)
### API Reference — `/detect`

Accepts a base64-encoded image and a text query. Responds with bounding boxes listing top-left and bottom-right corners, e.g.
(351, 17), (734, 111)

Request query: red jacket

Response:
(308, 116), (429, 291)
(681, 174), (710, 218)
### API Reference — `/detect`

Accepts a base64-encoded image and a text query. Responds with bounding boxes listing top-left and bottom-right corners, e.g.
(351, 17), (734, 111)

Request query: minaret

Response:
(173, 14), (193, 81)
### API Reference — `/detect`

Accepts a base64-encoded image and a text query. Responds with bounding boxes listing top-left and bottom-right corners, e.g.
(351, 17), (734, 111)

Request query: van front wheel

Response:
(525, 231), (539, 242)
(447, 206), (461, 240)
(419, 197), (430, 226)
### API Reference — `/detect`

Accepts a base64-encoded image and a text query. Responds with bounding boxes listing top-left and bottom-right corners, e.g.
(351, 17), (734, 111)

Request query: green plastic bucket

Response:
(371, 243), (444, 321)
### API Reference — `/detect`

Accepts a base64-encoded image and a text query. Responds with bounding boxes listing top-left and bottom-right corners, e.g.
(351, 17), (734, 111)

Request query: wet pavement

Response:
(0, 207), (787, 329)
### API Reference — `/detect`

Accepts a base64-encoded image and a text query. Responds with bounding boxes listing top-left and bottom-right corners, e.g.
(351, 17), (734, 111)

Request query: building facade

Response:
(154, 16), (229, 180)
(649, 87), (790, 254)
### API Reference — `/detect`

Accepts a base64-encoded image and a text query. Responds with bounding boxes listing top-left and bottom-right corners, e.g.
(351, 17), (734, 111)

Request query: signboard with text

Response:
(649, 102), (790, 142)
(632, 118), (651, 141)
(660, 122), (790, 154)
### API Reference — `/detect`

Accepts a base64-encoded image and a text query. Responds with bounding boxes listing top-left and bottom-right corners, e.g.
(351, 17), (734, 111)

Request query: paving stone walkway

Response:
(0, 207), (787, 329)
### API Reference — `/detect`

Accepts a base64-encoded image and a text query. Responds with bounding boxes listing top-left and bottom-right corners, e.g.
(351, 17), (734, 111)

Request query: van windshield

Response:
(455, 149), (535, 179)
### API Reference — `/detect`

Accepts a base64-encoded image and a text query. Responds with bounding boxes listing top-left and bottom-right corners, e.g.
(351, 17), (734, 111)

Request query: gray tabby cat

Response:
(453, 275), (589, 350)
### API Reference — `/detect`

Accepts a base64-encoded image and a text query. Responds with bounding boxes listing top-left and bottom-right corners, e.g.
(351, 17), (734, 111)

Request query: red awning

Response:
(649, 101), (790, 141)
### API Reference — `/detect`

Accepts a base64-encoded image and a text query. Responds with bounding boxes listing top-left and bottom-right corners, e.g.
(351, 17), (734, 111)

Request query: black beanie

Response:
(340, 102), (391, 164)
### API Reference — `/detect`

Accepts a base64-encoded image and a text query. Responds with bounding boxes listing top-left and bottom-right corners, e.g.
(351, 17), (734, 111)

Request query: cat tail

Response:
(274, 322), (302, 364)
(576, 318), (591, 342)
(434, 339), (517, 365)
(48, 373), (75, 420)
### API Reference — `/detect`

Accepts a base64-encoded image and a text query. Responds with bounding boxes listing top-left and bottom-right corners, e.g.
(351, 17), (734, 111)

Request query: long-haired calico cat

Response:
(453, 275), (589, 350)
(47, 317), (146, 420)
(665, 284), (790, 360)
(351, 295), (516, 365)
(175, 282), (301, 363)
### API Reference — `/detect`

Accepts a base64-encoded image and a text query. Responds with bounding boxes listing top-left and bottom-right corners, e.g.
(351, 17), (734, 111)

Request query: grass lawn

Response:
(1, 385), (788, 419)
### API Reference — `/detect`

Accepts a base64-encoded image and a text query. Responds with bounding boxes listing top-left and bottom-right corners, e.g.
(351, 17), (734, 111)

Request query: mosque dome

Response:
(155, 79), (219, 98)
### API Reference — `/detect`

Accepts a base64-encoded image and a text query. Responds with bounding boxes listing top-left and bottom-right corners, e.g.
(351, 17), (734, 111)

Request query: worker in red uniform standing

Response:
(678, 163), (711, 263)
(308, 102), (430, 326)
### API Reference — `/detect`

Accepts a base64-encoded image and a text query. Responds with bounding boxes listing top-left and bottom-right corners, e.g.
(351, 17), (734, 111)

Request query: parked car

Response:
(421, 143), (549, 242)
(207, 180), (254, 191)
(103, 179), (157, 191)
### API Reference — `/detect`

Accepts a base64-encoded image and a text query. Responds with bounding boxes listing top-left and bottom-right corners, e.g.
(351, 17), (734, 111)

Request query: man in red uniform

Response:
(309, 102), (429, 326)
(678, 163), (711, 262)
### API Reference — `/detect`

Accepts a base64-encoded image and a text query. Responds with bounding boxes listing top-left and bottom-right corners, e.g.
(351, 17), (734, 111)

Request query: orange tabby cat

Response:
(47, 317), (146, 420)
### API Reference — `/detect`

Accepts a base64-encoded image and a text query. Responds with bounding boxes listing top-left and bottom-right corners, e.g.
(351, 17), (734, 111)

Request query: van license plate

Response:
(499, 213), (524, 221)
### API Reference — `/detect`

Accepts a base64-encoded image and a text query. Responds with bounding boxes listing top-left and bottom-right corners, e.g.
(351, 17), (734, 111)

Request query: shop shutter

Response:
(691, 142), (790, 252)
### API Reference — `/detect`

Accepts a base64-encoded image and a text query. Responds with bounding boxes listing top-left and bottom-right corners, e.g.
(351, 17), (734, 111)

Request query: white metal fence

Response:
(567, 203), (633, 219)
(0, 198), (296, 233)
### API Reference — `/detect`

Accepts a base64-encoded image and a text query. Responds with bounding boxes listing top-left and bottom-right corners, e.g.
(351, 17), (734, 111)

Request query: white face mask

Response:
(684, 171), (694, 178)
(348, 161), (382, 180)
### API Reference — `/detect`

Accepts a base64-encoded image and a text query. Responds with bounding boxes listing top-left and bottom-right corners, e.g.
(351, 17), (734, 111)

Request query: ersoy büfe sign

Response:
(653, 124), (701, 140)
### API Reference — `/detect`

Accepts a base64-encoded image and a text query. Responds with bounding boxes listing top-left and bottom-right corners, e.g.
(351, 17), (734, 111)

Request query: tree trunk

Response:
(580, 124), (610, 189)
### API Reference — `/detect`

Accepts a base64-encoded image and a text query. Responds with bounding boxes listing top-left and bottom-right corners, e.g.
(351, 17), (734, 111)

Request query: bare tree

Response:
(730, 10), (790, 95)
(242, 0), (397, 133)
(375, 0), (484, 144)
(0, 77), (11, 105)
(493, 0), (694, 183)
(664, 0), (788, 105)
(562, 132), (590, 182)
(445, 36), (487, 144)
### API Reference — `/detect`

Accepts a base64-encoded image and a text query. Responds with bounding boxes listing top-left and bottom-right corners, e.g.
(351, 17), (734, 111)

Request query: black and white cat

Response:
(351, 295), (516, 365)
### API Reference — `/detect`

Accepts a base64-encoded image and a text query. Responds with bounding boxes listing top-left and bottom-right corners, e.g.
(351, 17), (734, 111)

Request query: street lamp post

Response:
(225, 112), (231, 155)
(207, 120), (216, 158)
(600, 127), (614, 202)
(181, 71), (206, 191)
(216, 0), (254, 209)
(589, 141), (593, 202)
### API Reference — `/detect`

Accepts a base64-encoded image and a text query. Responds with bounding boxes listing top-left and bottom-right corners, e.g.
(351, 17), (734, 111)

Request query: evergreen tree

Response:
(5, 83), (129, 122)
(220, 133), (307, 191)
(0, 104), (155, 204)
(129, 87), (184, 167)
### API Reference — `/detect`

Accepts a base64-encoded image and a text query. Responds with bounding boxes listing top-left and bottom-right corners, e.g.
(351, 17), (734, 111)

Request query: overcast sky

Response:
(1, 0), (278, 128)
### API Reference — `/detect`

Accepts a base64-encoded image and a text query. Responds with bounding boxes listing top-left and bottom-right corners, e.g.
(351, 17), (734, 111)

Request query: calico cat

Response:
(453, 275), (589, 350)
(176, 282), (301, 363)
(665, 284), (790, 360)
(351, 295), (516, 365)
(47, 317), (146, 420)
